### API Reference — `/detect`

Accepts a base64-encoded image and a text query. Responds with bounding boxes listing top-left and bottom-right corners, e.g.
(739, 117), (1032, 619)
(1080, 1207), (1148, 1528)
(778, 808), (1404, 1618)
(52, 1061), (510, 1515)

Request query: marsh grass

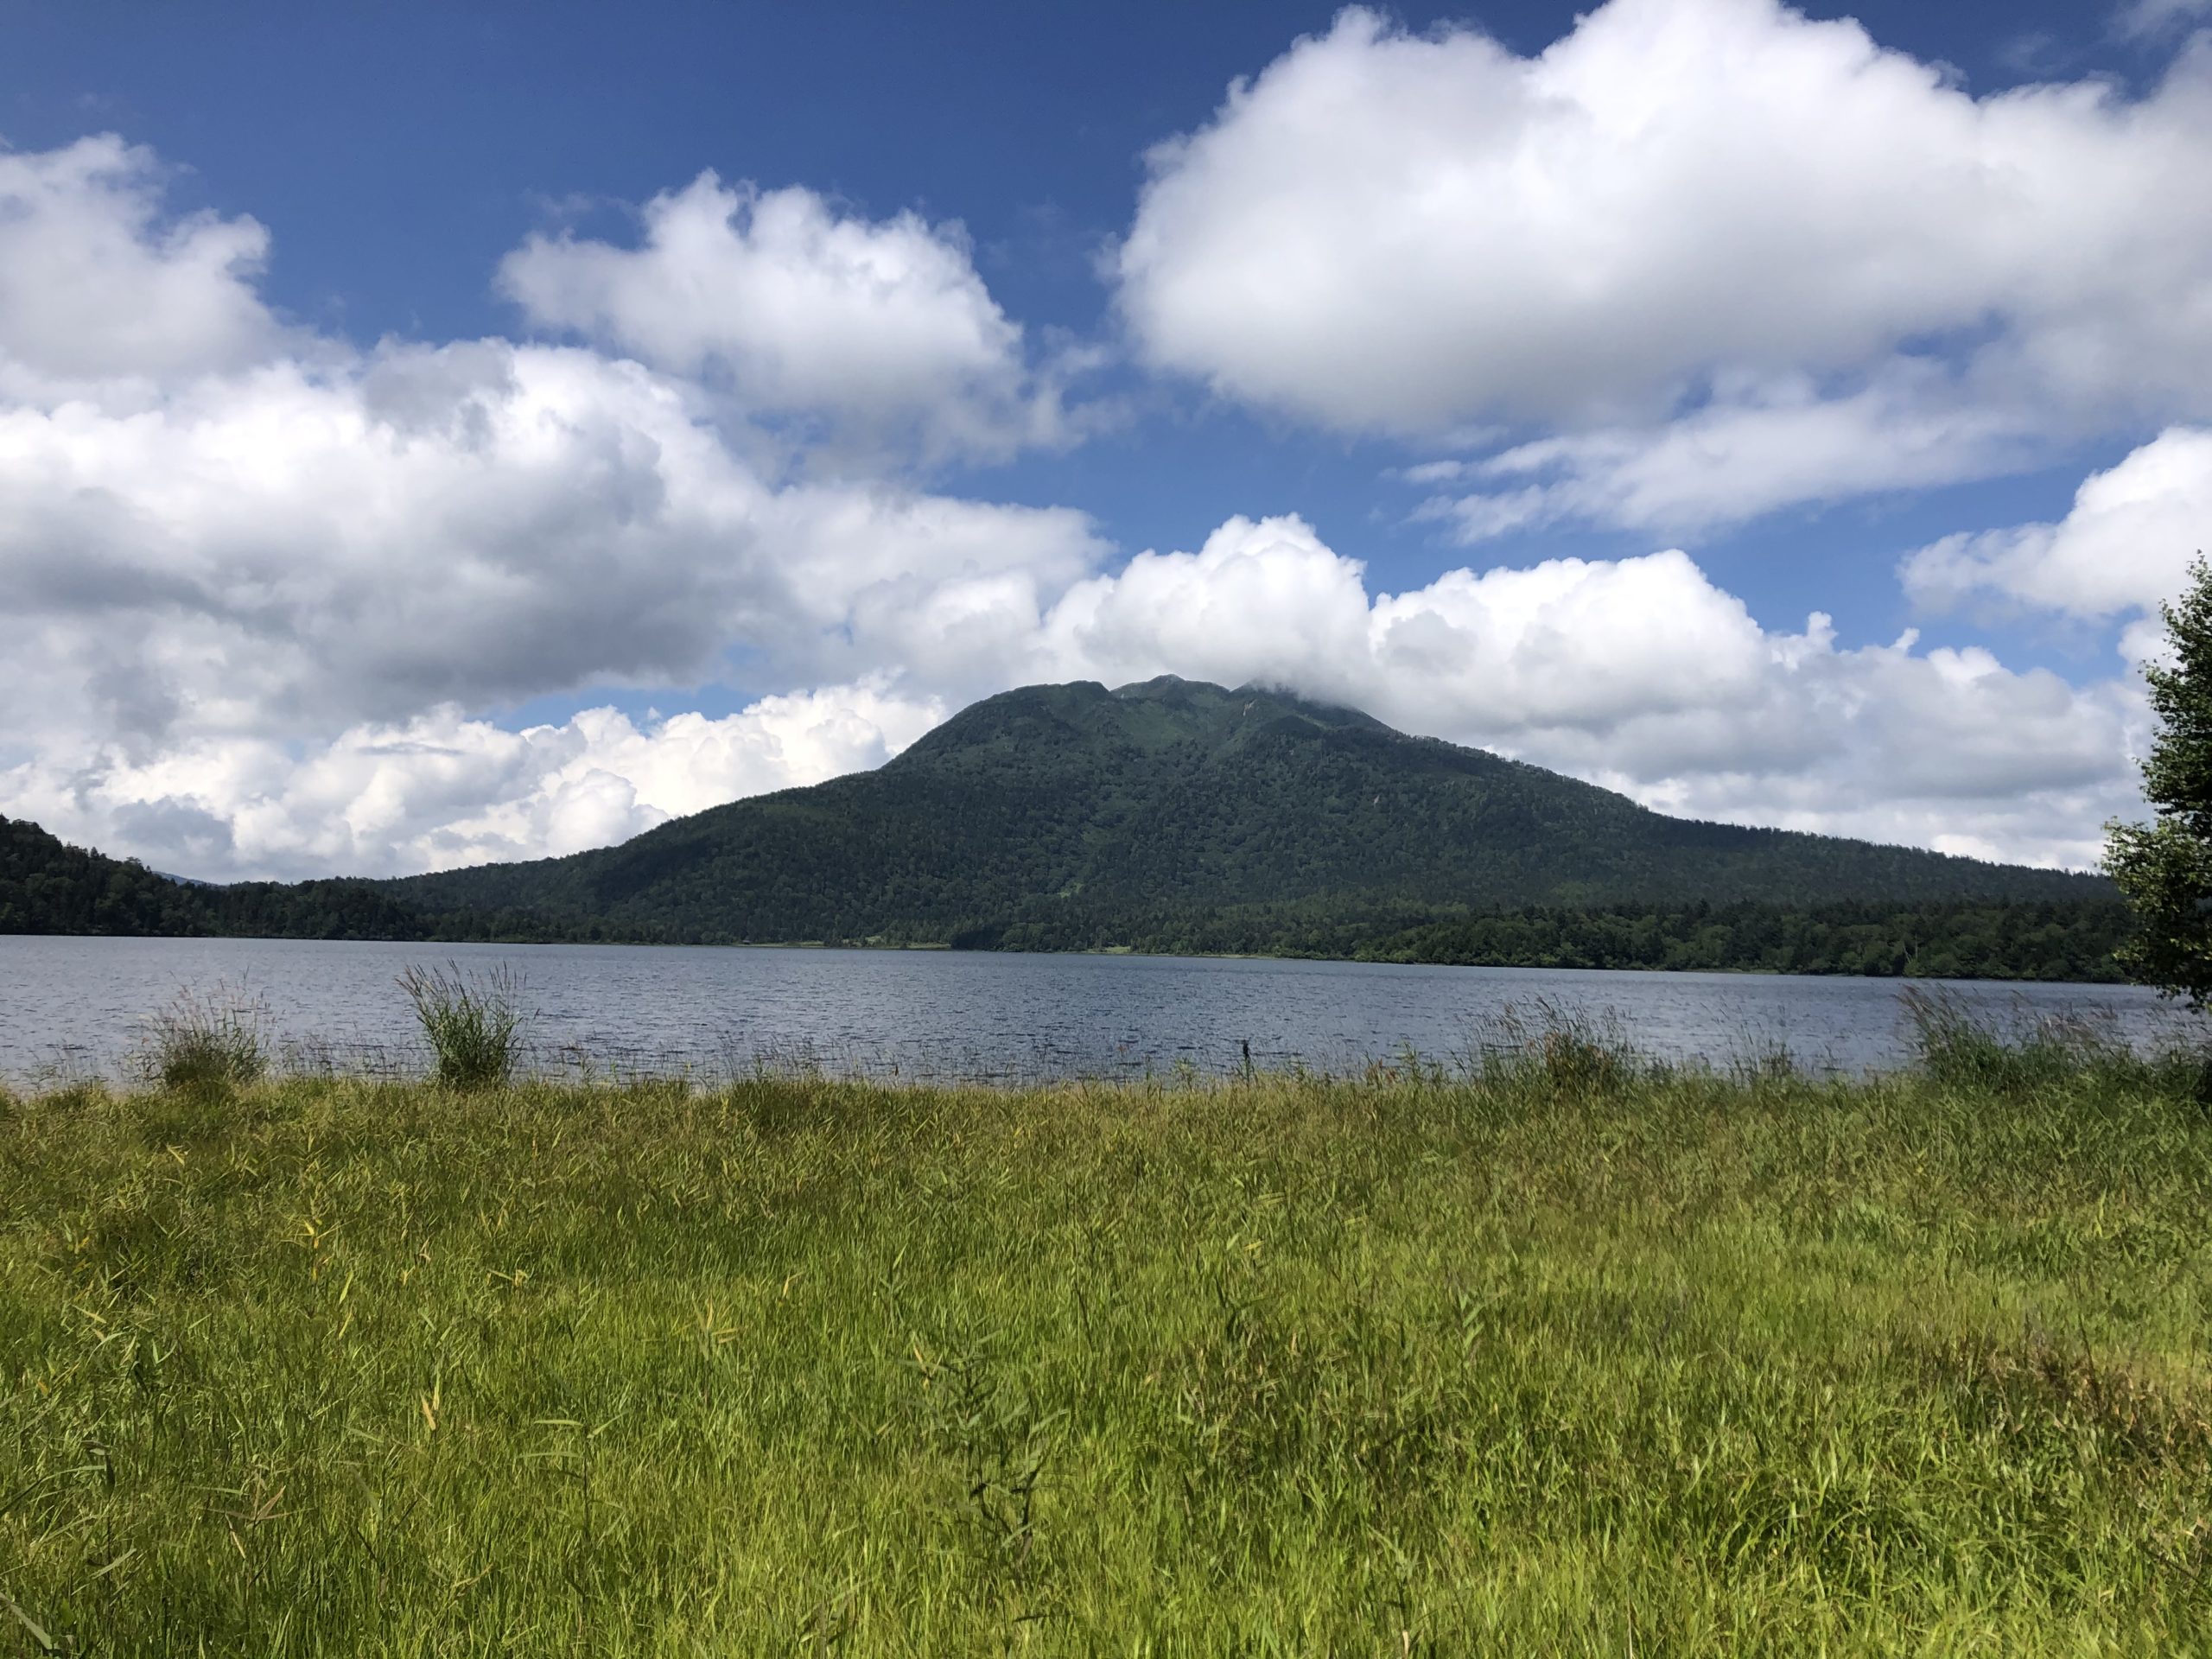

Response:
(1901, 982), (2207, 1099)
(397, 961), (529, 1089)
(3, 1007), (2212, 1652)
(133, 982), (269, 1094)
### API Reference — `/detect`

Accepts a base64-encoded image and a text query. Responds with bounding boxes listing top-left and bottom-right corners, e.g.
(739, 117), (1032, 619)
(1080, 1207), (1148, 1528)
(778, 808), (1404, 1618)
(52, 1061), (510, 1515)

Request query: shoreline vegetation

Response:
(3, 812), (2132, 982)
(4, 989), (2210, 1650)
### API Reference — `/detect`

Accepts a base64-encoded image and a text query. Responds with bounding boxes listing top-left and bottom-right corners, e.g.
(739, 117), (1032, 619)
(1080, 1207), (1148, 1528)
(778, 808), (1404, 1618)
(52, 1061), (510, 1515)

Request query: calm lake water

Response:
(0, 934), (2196, 1084)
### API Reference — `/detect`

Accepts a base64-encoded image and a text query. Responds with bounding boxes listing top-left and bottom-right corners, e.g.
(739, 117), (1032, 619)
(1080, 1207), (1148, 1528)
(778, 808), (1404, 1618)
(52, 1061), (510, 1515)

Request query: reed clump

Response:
(397, 960), (529, 1089)
(135, 982), (269, 1093)
(2, 1004), (2209, 1653)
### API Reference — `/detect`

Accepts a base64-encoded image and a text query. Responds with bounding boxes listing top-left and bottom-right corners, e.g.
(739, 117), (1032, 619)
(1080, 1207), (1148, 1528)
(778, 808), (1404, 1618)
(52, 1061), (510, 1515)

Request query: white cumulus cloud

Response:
(0, 135), (292, 391)
(0, 340), (1101, 747)
(1119, 0), (2212, 532)
(1903, 427), (2212, 632)
(500, 173), (1077, 463)
(1424, 369), (2045, 541)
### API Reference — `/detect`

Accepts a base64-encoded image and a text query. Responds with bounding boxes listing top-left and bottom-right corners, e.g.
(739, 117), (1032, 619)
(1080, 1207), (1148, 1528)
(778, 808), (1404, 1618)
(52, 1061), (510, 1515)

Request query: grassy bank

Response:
(3, 1026), (2212, 1652)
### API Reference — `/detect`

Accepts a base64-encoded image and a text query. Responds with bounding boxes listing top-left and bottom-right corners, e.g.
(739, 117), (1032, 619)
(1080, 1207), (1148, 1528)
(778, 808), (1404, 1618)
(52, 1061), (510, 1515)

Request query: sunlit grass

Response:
(3, 1015), (2209, 1652)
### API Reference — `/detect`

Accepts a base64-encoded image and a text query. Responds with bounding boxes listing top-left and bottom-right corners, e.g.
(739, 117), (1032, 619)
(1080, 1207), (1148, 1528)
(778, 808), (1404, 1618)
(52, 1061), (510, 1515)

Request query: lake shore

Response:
(5, 1019), (2210, 1652)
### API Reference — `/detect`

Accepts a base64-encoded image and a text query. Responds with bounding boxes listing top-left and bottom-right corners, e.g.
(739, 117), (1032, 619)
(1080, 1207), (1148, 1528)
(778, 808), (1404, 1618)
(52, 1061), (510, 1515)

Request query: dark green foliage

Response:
(2136, 555), (2212, 841)
(1363, 898), (2130, 980)
(0, 814), (429, 940)
(1, 815), (216, 936)
(3, 677), (2121, 978)
(2107, 555), (2212, 1004)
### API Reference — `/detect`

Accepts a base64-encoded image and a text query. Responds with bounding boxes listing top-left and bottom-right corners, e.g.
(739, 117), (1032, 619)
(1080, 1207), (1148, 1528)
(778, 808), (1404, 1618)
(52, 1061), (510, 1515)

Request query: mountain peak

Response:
(895, 676), (1387, 770)
(1109, 672), (1199, 698)
(378, 675), (2107, 950)
(1108, 673), (1385, 733)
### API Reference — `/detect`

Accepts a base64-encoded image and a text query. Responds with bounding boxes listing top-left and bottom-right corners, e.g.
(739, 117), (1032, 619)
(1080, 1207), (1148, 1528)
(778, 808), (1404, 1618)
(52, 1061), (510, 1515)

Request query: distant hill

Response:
(0, 815), (425, 941)
(0, 677), (2130, 977)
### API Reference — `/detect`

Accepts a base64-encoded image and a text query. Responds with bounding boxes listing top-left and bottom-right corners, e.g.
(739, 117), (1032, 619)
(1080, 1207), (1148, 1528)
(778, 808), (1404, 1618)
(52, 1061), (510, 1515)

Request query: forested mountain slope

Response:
(3, 678), (2122, 972)
(1, 815), (424, 939)
(386, 676), (2111, 950)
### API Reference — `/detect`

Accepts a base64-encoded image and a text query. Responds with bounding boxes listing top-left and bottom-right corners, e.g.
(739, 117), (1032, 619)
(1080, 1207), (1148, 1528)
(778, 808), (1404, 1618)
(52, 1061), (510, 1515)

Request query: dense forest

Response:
(1359, 899), (2132, 982)
(0, 677), (2139, 981)
(1, 816), (427, 940)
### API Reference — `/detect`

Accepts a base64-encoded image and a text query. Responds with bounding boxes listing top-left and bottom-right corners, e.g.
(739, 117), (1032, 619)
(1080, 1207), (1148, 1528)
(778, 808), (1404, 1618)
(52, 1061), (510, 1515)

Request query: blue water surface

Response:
(4, 938), (2194, 1092)
(0, 935), (2194, 1084)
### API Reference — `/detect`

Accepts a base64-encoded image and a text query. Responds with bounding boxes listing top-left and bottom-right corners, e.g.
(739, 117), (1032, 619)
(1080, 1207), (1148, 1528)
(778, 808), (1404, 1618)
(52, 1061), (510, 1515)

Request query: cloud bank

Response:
(9, 684), (946, 880)
(10, 498), (2146, 876)
(0, 79), (2196, 880)
(1119, 0), (2212, 534)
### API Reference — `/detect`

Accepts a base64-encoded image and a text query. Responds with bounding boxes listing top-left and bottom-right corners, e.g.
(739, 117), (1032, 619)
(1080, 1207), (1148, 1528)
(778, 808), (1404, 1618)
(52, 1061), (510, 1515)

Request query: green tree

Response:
(2107, 553), (2212, 1004)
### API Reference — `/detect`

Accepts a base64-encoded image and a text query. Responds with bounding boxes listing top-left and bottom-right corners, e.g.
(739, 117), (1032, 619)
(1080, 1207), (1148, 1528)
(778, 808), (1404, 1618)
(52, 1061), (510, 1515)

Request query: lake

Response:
(0, 934), (2196, 1084)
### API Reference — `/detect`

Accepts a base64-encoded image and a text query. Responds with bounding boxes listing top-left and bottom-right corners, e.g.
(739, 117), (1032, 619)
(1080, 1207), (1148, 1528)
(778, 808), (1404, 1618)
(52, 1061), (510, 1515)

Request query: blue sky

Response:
(3, 0), (2209, 877)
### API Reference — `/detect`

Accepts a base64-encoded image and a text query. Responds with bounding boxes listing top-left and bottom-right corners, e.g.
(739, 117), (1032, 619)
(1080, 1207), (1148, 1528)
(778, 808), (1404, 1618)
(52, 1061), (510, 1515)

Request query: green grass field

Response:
(4, 1015), (2211, 1654)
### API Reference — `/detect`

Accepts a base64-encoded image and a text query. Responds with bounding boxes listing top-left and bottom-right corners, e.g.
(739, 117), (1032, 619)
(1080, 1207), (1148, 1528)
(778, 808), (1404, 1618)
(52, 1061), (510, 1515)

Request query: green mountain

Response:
(385, 676), (2115, 957)
(1, 677), (2129, 976)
